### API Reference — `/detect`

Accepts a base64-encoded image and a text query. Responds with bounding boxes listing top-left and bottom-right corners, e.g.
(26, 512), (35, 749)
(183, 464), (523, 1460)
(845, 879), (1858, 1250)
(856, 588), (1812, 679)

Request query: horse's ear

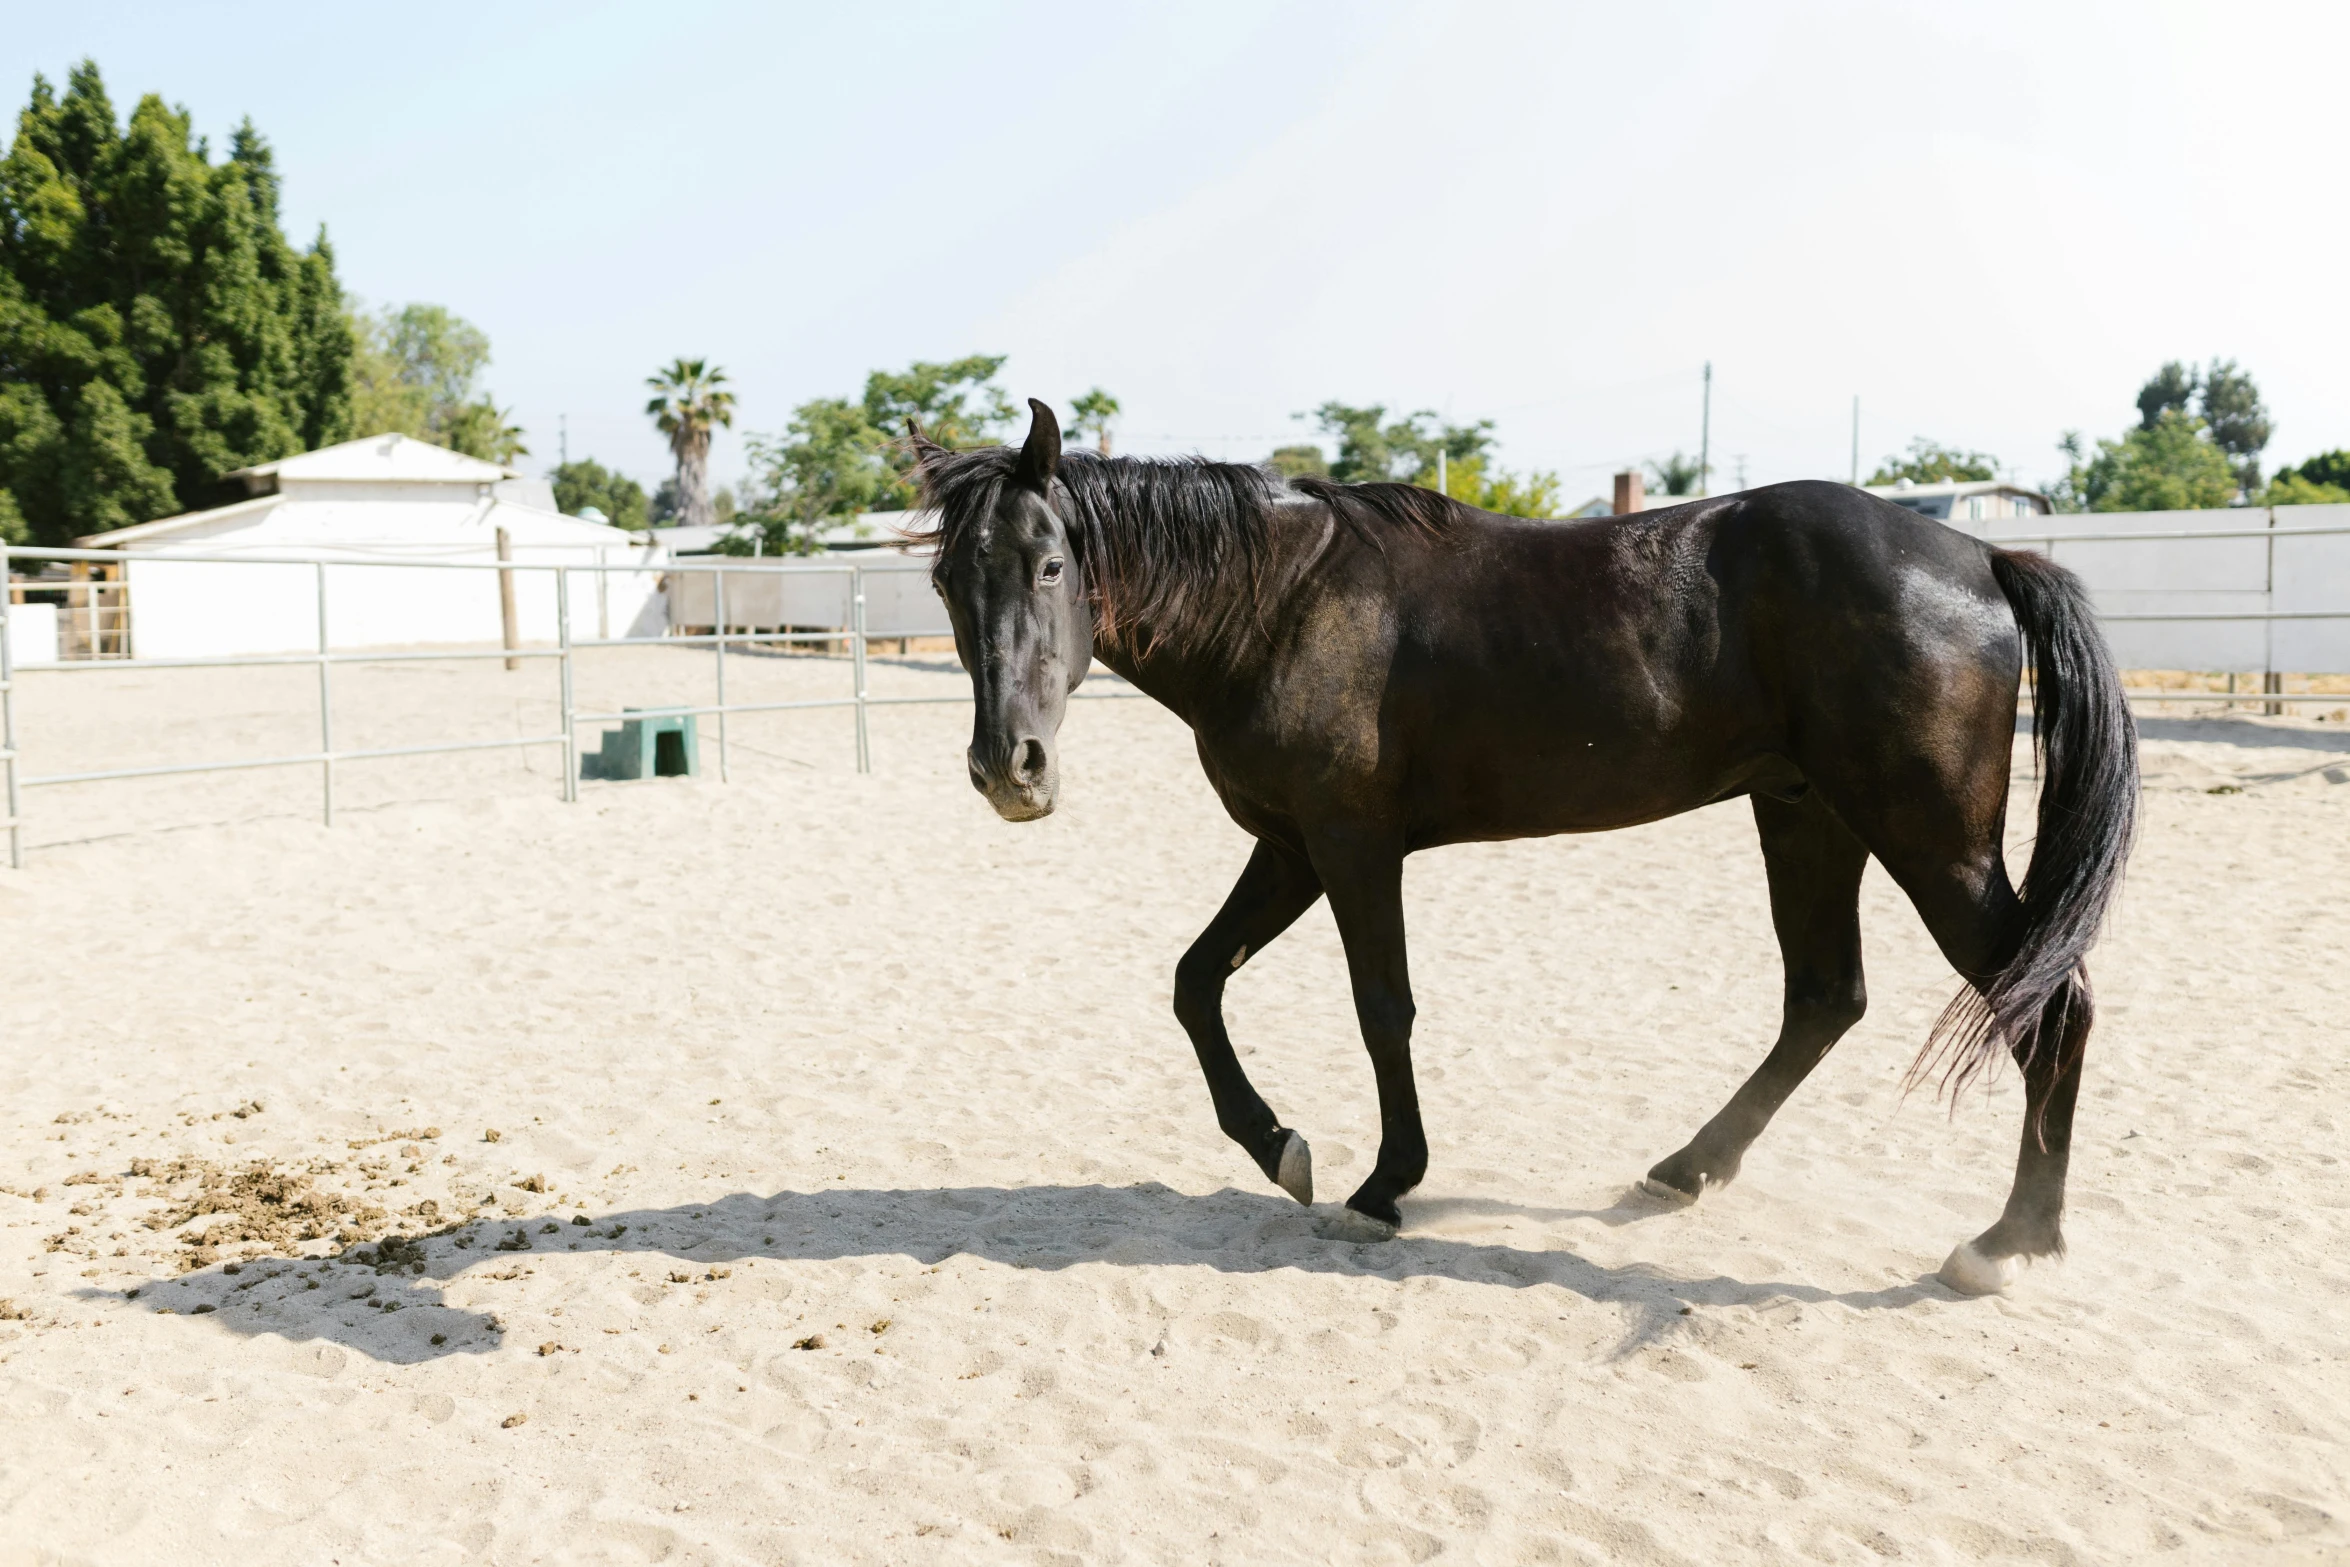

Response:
(1016, 398), (1061, 493)
(906, 417), (944, 465)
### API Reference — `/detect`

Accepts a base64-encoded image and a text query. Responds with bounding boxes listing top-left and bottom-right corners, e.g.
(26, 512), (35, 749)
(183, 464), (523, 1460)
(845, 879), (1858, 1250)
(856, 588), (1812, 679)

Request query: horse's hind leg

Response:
(1645, 792), (1870, 1202)
(1173, 838), (1326, 1205)
(1936, 978), (2089, 1295)
(1863, 846), (2081, 1295)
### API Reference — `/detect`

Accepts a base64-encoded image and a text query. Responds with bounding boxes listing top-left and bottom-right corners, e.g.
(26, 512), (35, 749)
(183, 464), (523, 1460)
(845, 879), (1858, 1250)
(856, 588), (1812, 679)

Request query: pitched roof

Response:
(73, 492), (283, 549)
(1862, 478), (2047, 501)
(228, 432), (516, 485)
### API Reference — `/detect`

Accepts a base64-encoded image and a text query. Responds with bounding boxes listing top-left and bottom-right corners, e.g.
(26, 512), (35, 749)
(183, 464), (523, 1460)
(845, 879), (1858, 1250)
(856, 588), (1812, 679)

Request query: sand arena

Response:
(1, 645), (2346, 1562)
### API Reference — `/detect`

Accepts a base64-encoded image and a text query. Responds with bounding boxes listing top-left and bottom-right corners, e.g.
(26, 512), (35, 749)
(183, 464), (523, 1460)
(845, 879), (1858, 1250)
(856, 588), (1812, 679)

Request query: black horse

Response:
(916, 401), (2136, 1295)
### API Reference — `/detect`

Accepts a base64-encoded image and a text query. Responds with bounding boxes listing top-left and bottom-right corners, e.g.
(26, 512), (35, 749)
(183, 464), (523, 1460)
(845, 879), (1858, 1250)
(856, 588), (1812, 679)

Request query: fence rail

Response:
(0, 543), (1078, 868)
(3, 522), (2347, 868)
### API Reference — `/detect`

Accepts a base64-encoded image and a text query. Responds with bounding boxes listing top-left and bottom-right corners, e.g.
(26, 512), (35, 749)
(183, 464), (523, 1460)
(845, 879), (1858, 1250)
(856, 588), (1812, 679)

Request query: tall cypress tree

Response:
(0, 61), (353, 546)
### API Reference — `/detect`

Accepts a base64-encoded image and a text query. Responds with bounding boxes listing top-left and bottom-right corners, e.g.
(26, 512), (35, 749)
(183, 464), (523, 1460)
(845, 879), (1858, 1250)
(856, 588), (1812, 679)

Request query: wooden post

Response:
(1612, 470), (1645, 516)
(2263, 507), (2280, 715)
(497, 526), (520, 670)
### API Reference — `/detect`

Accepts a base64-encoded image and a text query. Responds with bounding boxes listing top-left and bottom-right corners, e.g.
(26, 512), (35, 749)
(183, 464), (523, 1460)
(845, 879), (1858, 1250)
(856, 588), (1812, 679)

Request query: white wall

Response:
(1980, 506), (2350, 673)
(119, 503), (664, 658)
(663, 556), (947, 639)
(4, 602), (58, 666)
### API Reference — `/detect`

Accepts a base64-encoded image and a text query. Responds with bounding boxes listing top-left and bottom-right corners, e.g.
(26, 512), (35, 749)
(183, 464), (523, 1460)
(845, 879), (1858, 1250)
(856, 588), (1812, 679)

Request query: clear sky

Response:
(8, 1), (2346, 504)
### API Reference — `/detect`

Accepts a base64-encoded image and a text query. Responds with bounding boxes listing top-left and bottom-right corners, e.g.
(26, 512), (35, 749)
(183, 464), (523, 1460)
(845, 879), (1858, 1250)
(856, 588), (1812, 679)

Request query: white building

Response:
(1863, 477), (2050, 524)
(71, 434), (666, 658)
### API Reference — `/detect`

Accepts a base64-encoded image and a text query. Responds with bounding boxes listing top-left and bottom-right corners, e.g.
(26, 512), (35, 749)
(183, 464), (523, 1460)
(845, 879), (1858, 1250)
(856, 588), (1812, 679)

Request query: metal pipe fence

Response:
(2, 522), (2346, 868)
(0, 543), (1146, 869)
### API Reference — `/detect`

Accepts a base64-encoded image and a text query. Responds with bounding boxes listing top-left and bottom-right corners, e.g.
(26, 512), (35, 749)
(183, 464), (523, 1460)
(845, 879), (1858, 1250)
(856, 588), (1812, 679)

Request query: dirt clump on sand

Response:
(130, 1156), (393, 1271)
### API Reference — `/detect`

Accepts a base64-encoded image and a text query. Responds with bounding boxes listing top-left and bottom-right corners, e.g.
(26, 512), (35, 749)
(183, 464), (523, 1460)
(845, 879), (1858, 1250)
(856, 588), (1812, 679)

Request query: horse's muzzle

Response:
(968, 737), (1057, 821)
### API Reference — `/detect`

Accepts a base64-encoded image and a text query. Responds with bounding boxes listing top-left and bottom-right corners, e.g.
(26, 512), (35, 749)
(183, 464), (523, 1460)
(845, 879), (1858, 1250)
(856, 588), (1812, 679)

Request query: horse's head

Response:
(919, 399), (1094, 822)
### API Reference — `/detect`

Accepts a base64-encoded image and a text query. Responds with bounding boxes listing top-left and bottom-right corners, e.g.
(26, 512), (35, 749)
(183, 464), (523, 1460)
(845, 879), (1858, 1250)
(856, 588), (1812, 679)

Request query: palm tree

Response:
(645, 359), (737, 530)
(1645, 451), (1703, 497)
(1069, 387), (1121, 456)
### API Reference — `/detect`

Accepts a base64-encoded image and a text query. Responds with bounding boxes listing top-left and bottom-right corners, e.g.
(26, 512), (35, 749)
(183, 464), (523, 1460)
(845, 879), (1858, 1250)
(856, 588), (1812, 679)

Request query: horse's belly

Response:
(1402, 691), (1778, 844)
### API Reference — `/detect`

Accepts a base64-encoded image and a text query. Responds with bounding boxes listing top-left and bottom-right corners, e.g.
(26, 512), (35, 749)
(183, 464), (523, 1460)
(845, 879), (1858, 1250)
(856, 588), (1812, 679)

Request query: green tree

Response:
(549, 458), (649, 529)
(439, 397), (526, 464)
(350, 303), (482, 434)
(723, 395), (888, 556)
(1646, 451), (1703, 496)
(2136, 361), (2196, 430)
(1068, 386), (1120, 455)
(1305, 401), (1493, 484)
(2062, 411), (2236, 512)
(343, 300), (524, 460)
(646, 357), (735, 531)
(2272, 449), (2350, 491)
(1426, 453), (1562, 518)
(861, 354), (1012, 507)
(0, 61), (354, 544)
(2265, 449), (2350, 505)
(2130, 359), (2270, 494)
(1867, 438), (1998, 486)
(2261, 472), (2350, 506)
(346, 302), (525, 461)
(2197, 358), (2270, 492)
(1266, 444), (1328, 479)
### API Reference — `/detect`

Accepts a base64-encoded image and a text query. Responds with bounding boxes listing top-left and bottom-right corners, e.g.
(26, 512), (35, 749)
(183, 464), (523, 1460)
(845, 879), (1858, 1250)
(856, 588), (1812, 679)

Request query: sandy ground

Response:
(2, 646), (2348, 1565)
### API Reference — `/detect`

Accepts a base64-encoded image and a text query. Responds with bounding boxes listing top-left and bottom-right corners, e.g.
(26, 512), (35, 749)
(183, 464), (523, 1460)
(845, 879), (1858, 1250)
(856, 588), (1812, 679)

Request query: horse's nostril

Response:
(1012, 738), (1048, 785)
(967, 753), (988, 793)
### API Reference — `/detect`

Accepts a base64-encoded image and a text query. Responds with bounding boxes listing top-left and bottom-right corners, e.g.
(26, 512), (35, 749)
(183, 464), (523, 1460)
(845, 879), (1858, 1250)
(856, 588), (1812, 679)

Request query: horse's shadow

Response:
(90, 1181), (1957, 1366)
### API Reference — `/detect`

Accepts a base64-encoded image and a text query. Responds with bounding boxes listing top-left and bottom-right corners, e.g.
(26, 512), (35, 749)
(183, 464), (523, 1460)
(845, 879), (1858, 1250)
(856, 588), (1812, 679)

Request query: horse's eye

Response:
(1039, 557), (1064, 587)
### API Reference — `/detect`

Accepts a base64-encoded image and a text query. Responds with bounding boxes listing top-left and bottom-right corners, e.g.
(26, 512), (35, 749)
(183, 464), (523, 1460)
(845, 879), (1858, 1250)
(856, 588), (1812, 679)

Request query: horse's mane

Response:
(909, 445), (1456, 655)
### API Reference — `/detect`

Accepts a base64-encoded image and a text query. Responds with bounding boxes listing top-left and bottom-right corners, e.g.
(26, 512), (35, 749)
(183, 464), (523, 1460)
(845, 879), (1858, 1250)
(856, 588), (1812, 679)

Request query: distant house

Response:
(69, 433), (665, 658)
(650, 510), (911, 556)
(1862, 478), (2049, 525)
(1565, 472), (1701, 518)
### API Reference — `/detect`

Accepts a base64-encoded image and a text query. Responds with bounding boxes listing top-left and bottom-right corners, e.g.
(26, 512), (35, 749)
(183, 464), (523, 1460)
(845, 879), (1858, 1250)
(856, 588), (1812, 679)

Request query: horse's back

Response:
(1361, 483), (2018, 843)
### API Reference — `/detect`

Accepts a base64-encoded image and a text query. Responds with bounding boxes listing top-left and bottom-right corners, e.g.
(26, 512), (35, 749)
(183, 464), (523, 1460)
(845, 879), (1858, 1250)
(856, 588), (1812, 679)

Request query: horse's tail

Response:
(1920, 547), (2139, 1099)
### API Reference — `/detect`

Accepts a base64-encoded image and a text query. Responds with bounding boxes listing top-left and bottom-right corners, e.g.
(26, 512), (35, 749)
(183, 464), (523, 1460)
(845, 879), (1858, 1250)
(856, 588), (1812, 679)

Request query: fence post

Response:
(2264, 507), (2281, 715)
(1, 539), (19, 869)
(851, 565), (870, 774)
(714, 565), (729, 784)
(315, 561), (334, 826)
(557, 566), (577, 804)
(497, 526), (520, 671)
(595, 546), (610, 641)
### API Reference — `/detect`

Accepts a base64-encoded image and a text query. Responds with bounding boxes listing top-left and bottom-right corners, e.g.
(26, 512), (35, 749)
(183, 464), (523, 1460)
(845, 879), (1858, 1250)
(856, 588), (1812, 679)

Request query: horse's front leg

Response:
(1172, 838), (1325, 1204)
(1308, 830), (1424, 1239)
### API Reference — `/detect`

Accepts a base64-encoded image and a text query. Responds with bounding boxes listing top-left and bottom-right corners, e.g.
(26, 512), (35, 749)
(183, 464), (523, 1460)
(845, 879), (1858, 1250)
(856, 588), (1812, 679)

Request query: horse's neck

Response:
(1083, 501), (1319, 718)
(1088, 614), (1217, 720)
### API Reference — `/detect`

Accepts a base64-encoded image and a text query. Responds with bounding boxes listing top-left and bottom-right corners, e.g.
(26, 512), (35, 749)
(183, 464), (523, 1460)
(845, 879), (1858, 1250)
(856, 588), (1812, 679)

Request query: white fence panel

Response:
(126, 549), (664, 657)
(1983, 506), (2350, 672)
(860, 560), (950, 638)
(4, 601), (57, 666)
(663, 556), (946, 639)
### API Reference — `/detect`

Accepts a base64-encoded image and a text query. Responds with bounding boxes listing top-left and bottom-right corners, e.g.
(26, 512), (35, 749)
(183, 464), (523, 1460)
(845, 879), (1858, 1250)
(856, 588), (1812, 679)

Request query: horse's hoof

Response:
(1275, 1130), (1313, 1207)
(1313, 1207), (1399, 1243)
(1937, 1240), (2018, 1296)
(1640, 1176), (1699, 1207)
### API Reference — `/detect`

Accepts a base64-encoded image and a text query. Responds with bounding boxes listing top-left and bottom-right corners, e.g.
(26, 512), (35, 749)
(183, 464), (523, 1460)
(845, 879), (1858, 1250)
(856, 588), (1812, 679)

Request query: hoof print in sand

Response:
(1639, 1176), (1700, 1207)
(1313, 1207), (1399, 1243)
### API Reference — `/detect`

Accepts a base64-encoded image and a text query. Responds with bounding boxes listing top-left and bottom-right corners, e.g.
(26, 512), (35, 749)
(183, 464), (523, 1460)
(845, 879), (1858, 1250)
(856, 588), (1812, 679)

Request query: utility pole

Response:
(559, 413), (569, 468)
(1698, 362), (1713, 496)
(1437, 449), (1447, 495)
(1735, 454), (1748, 491)
(1849, 396), (1859, 485)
